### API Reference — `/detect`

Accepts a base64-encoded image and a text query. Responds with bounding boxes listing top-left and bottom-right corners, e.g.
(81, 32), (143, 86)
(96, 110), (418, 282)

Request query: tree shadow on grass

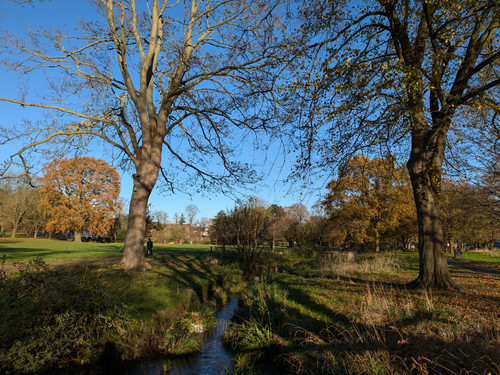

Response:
(152, 253), (226, 304)
(240, 273), (500, 374)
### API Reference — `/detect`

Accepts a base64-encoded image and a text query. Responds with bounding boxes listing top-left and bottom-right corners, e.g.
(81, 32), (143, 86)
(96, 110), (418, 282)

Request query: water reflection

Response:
(126, 296), (238, 375)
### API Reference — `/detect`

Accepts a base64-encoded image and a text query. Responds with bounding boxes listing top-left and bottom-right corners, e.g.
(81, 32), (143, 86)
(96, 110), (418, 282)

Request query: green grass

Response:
(455, 250), (500, 266)
(396, 249), (500, 267)
(153, 243), (212, 255)
(0, 238), (212, 264)
(0, 238), (123, 263)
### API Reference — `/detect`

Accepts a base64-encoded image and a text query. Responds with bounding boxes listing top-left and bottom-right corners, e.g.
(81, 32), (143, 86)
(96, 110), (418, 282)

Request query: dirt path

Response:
(447, 258), (500, 277)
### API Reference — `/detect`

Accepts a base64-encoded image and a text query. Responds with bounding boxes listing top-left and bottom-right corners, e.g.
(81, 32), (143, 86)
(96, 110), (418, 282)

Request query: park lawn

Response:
(226, 251), (500, 374)
(0, 238), (212, 264)
(455, 249), (500, 267)
(153, 243), (212, 255)
(0, 238), (123, 264)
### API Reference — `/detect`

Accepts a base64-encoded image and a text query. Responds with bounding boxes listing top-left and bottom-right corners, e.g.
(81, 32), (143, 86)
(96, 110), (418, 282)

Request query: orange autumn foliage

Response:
(39, 157), (121, 237)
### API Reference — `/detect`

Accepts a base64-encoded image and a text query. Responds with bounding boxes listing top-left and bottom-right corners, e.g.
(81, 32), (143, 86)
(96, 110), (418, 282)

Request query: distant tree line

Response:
(209, 155), (499, 262)
(1, 155), (497, 253)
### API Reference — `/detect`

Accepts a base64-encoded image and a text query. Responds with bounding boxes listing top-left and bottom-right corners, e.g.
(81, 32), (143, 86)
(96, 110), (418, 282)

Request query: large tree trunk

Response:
(409, 175), (455, 289)
(121, 159), (160, 270)
(407, 118), (457, 289)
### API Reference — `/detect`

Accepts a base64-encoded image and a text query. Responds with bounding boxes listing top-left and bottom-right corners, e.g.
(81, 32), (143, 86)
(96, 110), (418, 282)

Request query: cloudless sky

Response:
(0, 0), (325, 221)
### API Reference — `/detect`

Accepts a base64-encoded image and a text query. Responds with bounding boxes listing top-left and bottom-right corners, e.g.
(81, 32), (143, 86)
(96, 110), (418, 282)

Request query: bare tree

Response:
(153, 210), (169, 227)
(185, 204), (200, 227)
(229, 197), (270, 265)
(185, 203), (199, 242)
(283, 203), (309, 248)
(0, 176), (38, 237)
(1, 0), (292, 269)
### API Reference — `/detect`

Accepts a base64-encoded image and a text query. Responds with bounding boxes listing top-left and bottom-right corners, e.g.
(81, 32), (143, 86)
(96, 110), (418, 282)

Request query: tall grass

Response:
(318, 253), (405, 278)
(227, 254), (500, 375)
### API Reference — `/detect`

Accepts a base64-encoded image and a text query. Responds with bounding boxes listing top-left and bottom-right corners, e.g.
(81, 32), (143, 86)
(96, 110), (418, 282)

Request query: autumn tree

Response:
(23, 189), (48, 238)
(267, 203), (285, 252)
(299, 213), (328, 251)
(282, 203), (310, 248)
(442, 179), (499, 249)
(169, 223), (187, 244)
(323, 155), (415, 252)
(0, 0), (293, 269)
(39, 157), (122, 242)
(293, 0), (499, 288)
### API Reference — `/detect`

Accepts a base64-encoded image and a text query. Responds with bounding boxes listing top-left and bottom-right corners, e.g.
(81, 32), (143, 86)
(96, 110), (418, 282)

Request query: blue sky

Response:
(0, 0), (324, 221)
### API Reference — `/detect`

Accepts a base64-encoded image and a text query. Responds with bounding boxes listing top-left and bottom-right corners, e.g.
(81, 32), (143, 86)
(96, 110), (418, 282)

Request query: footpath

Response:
(447, 258), (500, 277)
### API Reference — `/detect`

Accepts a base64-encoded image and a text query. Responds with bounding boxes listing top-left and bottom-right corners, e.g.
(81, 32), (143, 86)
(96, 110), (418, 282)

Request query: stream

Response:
(125, 296), (239, 375)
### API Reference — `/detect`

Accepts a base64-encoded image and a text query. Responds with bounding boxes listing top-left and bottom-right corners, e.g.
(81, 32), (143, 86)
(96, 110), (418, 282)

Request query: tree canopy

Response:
(323, 154), (416, 251)
(39, 156), (121, 242)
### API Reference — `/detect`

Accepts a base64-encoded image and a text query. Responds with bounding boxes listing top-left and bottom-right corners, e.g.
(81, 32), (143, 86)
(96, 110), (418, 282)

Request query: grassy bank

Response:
(0, 253), (244, 374)
(225, 252), (500, 374)
(0, 238), (212, 264)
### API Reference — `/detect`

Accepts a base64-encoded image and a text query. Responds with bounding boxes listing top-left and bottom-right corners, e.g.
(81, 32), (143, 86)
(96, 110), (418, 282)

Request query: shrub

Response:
(0, 259), (132, 373)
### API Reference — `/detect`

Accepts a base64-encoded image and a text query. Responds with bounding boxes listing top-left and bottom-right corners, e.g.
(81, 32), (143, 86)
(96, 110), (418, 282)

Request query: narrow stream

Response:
(125, 296), (239, 375)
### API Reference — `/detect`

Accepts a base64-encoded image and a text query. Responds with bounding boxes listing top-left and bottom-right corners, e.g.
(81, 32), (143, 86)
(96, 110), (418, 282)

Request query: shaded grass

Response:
(226, 252), (500, 374)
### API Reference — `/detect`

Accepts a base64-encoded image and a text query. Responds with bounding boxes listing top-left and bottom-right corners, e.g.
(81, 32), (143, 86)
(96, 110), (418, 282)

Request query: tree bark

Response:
(122, 174), (152, 270)
(407, 118), (457, 289)
(74, 233), (82, 242)
(121, 154), (161, 270)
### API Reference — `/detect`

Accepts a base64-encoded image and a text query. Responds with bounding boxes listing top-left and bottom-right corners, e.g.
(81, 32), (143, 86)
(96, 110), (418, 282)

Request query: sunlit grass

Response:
(0, 238), (212, 264)
(0, 238), (123, 263)
(456, 249), (500, 266)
